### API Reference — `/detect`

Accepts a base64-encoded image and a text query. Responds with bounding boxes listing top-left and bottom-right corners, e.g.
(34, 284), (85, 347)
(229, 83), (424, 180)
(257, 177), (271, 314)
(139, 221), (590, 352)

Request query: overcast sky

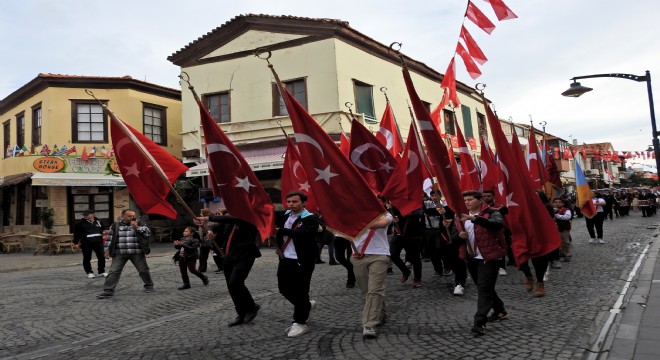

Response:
(1, 0), (659, 160)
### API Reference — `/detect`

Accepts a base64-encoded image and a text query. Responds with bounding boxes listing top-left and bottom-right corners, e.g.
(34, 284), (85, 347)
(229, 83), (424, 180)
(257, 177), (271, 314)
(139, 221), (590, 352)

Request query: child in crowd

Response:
(174, 226), (209, 290)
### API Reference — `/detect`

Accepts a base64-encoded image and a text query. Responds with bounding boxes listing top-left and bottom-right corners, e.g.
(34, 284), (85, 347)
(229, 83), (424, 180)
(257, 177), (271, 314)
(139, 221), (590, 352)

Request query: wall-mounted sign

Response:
(33, 157), (66, 172)
(108, 159), (120, 173)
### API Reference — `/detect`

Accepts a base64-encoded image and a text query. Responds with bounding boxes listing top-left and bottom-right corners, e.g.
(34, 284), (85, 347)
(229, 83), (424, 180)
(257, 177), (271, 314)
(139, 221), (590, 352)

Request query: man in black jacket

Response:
(275, 191), (321, 338)
(73, 209), (106, 279)
(198, 212), (261, 327)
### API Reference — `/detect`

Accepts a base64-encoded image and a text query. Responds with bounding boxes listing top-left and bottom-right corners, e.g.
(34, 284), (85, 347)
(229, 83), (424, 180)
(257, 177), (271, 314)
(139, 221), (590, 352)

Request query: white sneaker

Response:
(498, 268), (507, 276)
(589, 238), (596, 244)
(287, 323), (309, 338)
(543, 269), (550, 282)
(100, 273), (108, 278)
(363, 326), (377, 338)
(87, 273), (96, 279)
(307, 300), (316, 322)
(598, 239), (605, 244)
(453, 284), (464, 296)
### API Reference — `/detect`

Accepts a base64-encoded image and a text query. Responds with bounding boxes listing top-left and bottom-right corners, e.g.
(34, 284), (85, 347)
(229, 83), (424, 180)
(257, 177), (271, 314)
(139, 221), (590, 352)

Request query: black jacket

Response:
(73, 218), (104, 244)
(275, 209), (320, 267)
(174, 236), (200, 261)
(208, 215), (261, 262)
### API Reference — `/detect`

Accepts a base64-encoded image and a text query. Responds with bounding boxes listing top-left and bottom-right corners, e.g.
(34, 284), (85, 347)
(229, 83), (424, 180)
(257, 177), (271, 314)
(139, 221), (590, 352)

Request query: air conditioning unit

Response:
(585, 170), (592, 175)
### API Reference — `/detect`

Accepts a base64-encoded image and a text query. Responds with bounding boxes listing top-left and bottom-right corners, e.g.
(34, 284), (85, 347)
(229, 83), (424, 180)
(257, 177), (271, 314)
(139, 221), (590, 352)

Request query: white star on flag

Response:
(506, 192), (519, 207)
(379, 162), (395, 173)
(235, 176), (255, 192)
(123, 163), (140, 177)
(298, 181), (311, 192)
(315, 165), (338, 184)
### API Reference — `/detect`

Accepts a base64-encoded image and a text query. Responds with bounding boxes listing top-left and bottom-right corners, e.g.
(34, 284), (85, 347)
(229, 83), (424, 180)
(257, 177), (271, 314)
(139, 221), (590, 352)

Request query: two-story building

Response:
(167, 14), (491, 204)
(0, 74), (182, 234)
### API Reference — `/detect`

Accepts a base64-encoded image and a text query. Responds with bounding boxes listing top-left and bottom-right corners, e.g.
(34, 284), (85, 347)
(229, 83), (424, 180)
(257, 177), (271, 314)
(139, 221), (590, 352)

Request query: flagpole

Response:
(85, 90), (197, 219)
(380, 87), (405, 153)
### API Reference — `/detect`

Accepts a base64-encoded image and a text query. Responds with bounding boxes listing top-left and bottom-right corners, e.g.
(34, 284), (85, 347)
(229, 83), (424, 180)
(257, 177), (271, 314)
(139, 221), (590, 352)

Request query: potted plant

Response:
(39, 208), (55, 234)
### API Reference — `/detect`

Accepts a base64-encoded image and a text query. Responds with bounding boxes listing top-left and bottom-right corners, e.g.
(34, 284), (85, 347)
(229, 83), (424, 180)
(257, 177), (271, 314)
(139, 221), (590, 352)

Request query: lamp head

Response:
(562, 80), (593, 97)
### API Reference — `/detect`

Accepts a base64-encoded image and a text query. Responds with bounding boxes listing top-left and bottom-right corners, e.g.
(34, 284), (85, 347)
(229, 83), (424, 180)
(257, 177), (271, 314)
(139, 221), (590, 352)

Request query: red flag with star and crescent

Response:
(339, 132), (351, 158)
(109, 110), (188, 219)
(479, 136), (506, 205)
(380, 125), (425, 216)
(349, 118), (398, 193)
(375, 103), (404, 160)
(281, 137), (318, 213)
(455, 120), (481, 191)
(276, 79), (385, 240)
(483, 99), (561, 266)
(403, 67), (468, 215)
(197, 99), (275, 241)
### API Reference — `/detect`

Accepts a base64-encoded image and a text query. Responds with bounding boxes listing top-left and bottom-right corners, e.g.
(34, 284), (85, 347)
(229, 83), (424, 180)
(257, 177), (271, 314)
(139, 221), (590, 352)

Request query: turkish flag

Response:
(349, 118), (398, 193)
(339, 132), (350, 158)
(381, 126), (425, 216)
(447, 140), (461, 181)
(440, 58), (461, 107)
(81, 146), (89, 161)
(526, 127), (544, 189)
(479, 136), (505, 205)
(275, 79), (385, 240)
(510, 129), (534, 189)
(375, 103), (404, 160)
(483, 99), (561, 266)
(109, 110), (188, 219)
(455, 121), (481, 191)
(456, 42), (482, 80)
(485, 0), (518, 21)
(281, 137), (318, 213)
(197, 99), (275, 241)
(546, 156), (563, 189)
(468, 137), (477, 151)
(430, 93), (448, 128)
(403, 67), (467, 215)
(460, 26), (487, 65)
(466, 0), (496, 34)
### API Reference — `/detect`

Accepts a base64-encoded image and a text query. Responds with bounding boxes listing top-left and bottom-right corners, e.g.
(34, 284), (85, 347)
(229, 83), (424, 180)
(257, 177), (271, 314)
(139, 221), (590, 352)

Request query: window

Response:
(16, 111), (25, 148)
(32, 103), (42, 146)
(353, 80), (375, 122)
(3, 120), (9, 158)
(143, 104), (167, 146)
(461, 105), (473, 138)
(477, 112), (486, 137)
(273, 78), (307, 116)
(443, 110), (455, 135)
(204, 92), (230, 123)
(72, 101), (107, 142)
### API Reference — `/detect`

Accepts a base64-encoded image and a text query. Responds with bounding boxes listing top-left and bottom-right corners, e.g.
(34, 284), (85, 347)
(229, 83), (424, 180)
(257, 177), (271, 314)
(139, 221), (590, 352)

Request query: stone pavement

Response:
(0, 214), (658, 360)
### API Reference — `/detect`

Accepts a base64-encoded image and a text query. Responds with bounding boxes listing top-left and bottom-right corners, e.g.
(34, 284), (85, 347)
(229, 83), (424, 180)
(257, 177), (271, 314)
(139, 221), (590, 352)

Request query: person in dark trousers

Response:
(197, 208), (215, 273)
(73, 209), (106, 279)
(333, 235), (356, 288)
(97, 209), (154, 299)
(198, 212), (262, 327)
(173, 226), (209, 290)
(275, 191), (320, 338)
(454, 191), (507, 336)
(390, 207), (425, 288)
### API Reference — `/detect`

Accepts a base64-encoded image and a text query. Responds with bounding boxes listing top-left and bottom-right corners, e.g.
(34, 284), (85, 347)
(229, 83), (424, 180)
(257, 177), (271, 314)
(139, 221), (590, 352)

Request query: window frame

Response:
(32, 103), (42, 146)
(16, 111), (25, 148)
(142, 102), (168, 146)
(3, 120), (10, 158)
(476, 112), (486, 137)
(443, 109), (456, 136)
(353, 80), (376, 122)
(202, 91), (231, 123)
(460, 105), (473, 138)
(272, 78), (308, 117)
(71, 100), (108, 143)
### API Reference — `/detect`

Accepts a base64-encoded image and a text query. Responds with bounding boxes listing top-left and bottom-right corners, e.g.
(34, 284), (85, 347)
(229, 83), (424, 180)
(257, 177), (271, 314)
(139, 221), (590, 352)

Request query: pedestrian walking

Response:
(73, 209), (106, 279)
(173, 226), (209, 290)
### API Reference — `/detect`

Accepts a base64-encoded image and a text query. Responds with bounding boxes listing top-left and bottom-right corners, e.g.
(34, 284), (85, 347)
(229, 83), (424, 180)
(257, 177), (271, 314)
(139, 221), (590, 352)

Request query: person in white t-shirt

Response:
(351, 212), (393, 339)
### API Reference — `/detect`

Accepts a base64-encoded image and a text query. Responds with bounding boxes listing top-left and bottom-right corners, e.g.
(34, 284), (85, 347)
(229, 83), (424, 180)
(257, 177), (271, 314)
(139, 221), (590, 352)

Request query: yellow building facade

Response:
(0, 74), (182, 234)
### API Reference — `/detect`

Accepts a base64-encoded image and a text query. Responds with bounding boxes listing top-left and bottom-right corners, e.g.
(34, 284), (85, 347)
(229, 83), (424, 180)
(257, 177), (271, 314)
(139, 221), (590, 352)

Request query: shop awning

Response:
(186, 146), (286, 177)
(0, 173), (32, 187)
(31, 173), (126, 187)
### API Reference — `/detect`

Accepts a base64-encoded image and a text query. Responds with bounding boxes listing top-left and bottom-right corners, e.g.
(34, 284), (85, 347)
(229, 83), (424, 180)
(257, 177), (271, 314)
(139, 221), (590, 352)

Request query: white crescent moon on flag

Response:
(499, 162), (510, 182)
(114, 137), (131, 156)
(292, 160), (304, 179)
(293, 133), (324, 156)
(207, 143), (241, 166)
(406, 151), (419, 175)
(351, 143), (386, 172)
(526, 153), (537, 169)
(377, 127), (394, 150)
(479, 160), (488, 177)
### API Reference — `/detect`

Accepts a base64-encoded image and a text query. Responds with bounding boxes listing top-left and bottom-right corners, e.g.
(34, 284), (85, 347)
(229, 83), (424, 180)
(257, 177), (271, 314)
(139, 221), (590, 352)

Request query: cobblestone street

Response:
(1, 214), (658, 360)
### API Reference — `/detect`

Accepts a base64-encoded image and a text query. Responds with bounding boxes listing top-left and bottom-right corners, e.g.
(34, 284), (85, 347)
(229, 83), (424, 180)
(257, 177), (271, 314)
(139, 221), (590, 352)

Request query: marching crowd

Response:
(71, 187), (658, 339)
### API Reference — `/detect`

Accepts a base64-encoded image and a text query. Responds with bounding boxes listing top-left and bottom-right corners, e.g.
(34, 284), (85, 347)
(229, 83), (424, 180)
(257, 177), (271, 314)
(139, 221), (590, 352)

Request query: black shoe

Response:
(244, 304), (261, 324)
(96, 292), (113, 299)
(178, 284), (191, 290)
(214, 269), (223, 274)
(144, 286), (155, 293)
(346, 281), (355, 289)
(471, 324), (486, 336)
(228, 316), (245, 327)
(387, 268), (394, 275)
(202, 276), (209, 286)
(487, 311), (508, 322)
(328, 260), (339, 265)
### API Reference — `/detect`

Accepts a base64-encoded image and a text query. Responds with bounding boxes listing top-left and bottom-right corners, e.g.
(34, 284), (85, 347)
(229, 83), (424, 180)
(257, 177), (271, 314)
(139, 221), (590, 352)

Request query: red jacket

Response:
(455, 207), (506, 262)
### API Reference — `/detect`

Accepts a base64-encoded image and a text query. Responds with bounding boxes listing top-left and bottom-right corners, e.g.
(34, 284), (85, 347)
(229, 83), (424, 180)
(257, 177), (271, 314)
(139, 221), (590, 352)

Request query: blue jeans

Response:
(102, 253), (153, 294)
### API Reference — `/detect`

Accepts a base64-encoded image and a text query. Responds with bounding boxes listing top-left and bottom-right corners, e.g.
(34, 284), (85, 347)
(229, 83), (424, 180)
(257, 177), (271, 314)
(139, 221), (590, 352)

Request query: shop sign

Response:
(33, 157), (65, 172)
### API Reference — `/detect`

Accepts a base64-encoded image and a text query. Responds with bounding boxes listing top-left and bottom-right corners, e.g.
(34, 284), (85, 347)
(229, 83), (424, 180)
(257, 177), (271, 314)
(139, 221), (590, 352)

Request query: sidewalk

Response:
(605, 228), (660, 360)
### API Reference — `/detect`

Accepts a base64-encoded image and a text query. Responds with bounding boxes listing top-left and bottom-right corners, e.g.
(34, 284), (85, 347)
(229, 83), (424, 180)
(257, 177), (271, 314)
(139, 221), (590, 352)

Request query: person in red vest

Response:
(198, 211), (261, 328)
(455, 191), (508, 336)
(552, 198), (573, 261)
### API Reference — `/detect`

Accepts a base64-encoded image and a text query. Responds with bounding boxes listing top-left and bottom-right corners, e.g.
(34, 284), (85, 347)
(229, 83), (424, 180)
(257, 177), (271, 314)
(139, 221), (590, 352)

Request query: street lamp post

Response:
(561, 70), (660, 181)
